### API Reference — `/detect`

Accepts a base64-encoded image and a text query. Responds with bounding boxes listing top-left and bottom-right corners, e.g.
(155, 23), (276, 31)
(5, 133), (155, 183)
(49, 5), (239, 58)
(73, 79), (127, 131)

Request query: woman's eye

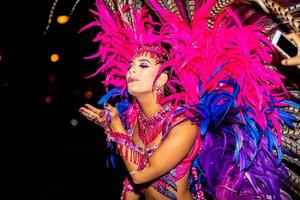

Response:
(139, 63), (149, 68)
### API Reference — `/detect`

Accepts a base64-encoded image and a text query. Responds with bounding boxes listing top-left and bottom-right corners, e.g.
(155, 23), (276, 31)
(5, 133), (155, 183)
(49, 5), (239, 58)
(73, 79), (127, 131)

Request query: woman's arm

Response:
(79, 103), (198, 184)
(122, 120), (198, 184)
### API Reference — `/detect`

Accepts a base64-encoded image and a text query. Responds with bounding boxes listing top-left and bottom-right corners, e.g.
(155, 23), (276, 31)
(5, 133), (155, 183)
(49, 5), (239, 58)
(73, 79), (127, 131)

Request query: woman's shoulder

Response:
(162, 104), (197, 137)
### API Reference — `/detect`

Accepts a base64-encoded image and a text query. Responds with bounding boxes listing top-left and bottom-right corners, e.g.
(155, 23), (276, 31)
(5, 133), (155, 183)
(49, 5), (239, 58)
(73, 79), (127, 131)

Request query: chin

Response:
(128, 90), (141, 97)
(128, 88), (152, 98)
(127, 88), (139, 96)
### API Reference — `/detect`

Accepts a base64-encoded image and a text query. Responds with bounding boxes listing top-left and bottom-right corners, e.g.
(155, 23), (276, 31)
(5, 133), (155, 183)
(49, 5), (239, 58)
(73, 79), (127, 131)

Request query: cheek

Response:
(143, 73), (157, 88)
(125, 71), (130, 81)
(127, 74), (155, 95)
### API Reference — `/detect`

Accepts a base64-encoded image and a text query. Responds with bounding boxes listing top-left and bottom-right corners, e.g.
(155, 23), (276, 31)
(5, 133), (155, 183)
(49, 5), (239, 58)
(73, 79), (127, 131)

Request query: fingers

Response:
(287, 33), (300, 46)
(79, 104), (112, 128)
(78, 107), (94, 118)
(104, 103), (118, 117)
(281, 57), (300, 66)
(79, 107), (98, 121)
(103, 103), (112, 111)
(78, 103), (120, 131)
(84, 104), (102, 115)
(282, 32), (300, 66)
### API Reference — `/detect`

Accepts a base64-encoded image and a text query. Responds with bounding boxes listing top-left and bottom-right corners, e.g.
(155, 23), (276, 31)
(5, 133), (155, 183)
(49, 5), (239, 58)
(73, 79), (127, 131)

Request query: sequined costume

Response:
(114, 103), (202, 199)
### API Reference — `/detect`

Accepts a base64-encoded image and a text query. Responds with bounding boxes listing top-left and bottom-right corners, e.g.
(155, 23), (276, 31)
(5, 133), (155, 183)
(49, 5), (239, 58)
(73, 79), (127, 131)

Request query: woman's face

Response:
(126, 53), (161, 97)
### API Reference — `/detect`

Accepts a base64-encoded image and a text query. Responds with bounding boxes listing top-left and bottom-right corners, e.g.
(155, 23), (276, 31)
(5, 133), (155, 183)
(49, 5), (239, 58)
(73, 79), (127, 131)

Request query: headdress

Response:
(81, 0), (300, 199)
(80, 0), (169, 93)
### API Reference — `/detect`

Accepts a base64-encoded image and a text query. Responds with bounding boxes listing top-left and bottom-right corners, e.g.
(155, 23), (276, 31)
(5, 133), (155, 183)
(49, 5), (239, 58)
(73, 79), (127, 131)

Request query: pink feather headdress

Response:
(80, 0), (168, 94)
(81, 1), (300, 198)
(154, 2), (289, 137)
(82, 0), (290, 139)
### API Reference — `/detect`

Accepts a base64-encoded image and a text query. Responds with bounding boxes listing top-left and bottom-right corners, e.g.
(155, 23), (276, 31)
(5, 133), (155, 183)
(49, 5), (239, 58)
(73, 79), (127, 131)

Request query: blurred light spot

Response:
(45, 96), (52, 104)
(50, 54), (59, 63)
(70, 119), (78, 126)
(0, 53), (3, 62)
(57, 15), (69, 24)
(48, 74), (56, 82)
(85, 91), (93, 99)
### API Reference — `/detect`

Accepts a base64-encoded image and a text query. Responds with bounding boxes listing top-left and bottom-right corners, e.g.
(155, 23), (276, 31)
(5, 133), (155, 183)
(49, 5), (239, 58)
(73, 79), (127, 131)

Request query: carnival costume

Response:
(77, 0), (300, 199)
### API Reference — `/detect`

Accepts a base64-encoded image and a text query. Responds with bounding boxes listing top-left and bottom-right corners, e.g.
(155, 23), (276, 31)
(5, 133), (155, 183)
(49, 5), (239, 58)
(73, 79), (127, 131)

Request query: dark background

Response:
(2, 1), (300, 200)
(2, 1), (123, 199)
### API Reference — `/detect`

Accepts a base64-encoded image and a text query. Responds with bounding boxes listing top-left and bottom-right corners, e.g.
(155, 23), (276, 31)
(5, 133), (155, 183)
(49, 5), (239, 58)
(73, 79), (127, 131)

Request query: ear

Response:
(156, 72), (168, 87)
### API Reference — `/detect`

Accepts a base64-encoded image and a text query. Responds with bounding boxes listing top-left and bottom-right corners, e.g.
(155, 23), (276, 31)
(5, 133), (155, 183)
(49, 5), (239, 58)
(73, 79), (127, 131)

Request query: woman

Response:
(79, 45), (201, 199)
(78, 0), (300, 199)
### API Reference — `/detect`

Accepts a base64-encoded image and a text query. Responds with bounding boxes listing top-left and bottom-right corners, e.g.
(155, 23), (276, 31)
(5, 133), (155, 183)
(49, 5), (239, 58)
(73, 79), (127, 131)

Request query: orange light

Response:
(45, 96), (52, 104)
(50, 54), (59, 63)
(85, 91), (93, 99)
(57, 15), (69, 24)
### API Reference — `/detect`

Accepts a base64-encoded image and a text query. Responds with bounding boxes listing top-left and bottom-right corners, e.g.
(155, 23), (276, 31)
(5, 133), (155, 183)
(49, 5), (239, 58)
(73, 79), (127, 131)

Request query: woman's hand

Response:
(79, 103), (124, 132)
(281, 32), (300, 66)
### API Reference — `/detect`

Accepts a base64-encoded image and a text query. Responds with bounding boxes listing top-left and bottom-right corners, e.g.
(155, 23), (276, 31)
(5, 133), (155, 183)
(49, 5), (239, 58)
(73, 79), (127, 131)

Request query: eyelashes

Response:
(139, 62), (149, 68)
(128, 62), (150, 70)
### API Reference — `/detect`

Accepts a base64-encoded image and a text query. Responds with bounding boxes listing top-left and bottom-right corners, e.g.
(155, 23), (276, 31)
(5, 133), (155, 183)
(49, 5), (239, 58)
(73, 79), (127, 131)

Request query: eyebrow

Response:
(138, 59), (151, 63)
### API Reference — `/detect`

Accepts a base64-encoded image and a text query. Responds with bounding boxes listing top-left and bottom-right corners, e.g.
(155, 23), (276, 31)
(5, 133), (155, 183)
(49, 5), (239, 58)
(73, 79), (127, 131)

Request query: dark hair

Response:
(135, 44), (169, 65)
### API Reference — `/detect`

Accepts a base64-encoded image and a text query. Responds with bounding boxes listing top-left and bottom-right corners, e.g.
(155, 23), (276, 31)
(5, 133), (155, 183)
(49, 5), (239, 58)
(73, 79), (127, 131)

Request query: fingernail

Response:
(281, 59), (287, 65)
(99, 110), (105, 117)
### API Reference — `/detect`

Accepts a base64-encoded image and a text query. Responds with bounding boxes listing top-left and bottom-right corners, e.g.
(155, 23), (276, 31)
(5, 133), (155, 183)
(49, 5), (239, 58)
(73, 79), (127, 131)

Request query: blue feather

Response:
(207, 61), (229, 82)
(98, 88), (128, 105)
(106, 141), (117, 168)
(116, 100), (130, 115)
(278, 109), (297, 128)
(281, 99), (300, 108)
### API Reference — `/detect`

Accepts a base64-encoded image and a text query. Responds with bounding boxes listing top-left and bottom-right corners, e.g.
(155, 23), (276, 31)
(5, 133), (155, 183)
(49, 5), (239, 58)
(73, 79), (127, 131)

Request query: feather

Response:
(283, 154), (300, 167)
(282, 135), (300, 157)
(285, 166), (300, 198)
(80, 0), (300, 199)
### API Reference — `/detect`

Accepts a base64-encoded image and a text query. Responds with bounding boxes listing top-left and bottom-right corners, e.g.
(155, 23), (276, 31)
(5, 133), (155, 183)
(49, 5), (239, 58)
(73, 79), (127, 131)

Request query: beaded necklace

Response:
(137, 103), (171, 146)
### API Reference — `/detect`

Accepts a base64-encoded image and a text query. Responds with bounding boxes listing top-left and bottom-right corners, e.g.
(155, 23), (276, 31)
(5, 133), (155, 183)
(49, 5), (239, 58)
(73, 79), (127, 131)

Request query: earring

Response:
(156, 86), (164, 103)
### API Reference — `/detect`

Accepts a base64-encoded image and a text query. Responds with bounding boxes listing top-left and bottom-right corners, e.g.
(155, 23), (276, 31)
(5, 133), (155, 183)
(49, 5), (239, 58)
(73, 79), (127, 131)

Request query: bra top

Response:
(122, 106), (201, 183)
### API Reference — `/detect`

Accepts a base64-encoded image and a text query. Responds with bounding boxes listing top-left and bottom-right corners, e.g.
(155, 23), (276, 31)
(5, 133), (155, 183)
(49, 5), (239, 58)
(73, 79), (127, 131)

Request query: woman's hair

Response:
(135, 44), (170, 65)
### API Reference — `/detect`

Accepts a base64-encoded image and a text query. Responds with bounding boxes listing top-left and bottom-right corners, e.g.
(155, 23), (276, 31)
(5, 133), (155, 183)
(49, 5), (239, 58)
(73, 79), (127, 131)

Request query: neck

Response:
(136, 93), (161, 118)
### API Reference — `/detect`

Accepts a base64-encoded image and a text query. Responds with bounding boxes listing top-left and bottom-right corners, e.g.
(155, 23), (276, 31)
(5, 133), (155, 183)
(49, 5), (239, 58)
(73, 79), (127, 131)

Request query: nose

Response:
(128, 65), (136, 74)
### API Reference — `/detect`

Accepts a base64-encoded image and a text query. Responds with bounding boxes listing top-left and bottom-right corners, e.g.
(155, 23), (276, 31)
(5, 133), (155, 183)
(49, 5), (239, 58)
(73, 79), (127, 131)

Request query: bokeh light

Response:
(57, 15), (69, 24)
(85, 90), (93, 99)
(50, 54), (60, 63)
(45, 96), (52, 104)
(48, 74), (56, 82)
(70, 118), (78, 126)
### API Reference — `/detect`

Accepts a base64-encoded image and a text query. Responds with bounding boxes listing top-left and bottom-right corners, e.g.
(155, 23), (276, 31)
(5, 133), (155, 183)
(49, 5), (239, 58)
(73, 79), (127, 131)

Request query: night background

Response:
(2, 1), (124, 199)
(2, 1), (300, 200)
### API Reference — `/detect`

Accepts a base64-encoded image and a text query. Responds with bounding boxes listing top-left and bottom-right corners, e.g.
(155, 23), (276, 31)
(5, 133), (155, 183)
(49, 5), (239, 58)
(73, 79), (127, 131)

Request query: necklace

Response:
(137, 104), (171, 146)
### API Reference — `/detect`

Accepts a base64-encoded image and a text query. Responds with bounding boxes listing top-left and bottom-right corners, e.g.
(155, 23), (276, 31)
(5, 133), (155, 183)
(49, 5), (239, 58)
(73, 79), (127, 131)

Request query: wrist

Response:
(110, 118), (126, 133)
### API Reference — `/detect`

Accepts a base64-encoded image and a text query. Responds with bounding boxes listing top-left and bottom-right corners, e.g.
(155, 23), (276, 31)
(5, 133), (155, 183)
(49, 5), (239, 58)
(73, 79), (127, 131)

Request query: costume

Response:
(79, 0), (300, 199)
(111, 103), (202, 199)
